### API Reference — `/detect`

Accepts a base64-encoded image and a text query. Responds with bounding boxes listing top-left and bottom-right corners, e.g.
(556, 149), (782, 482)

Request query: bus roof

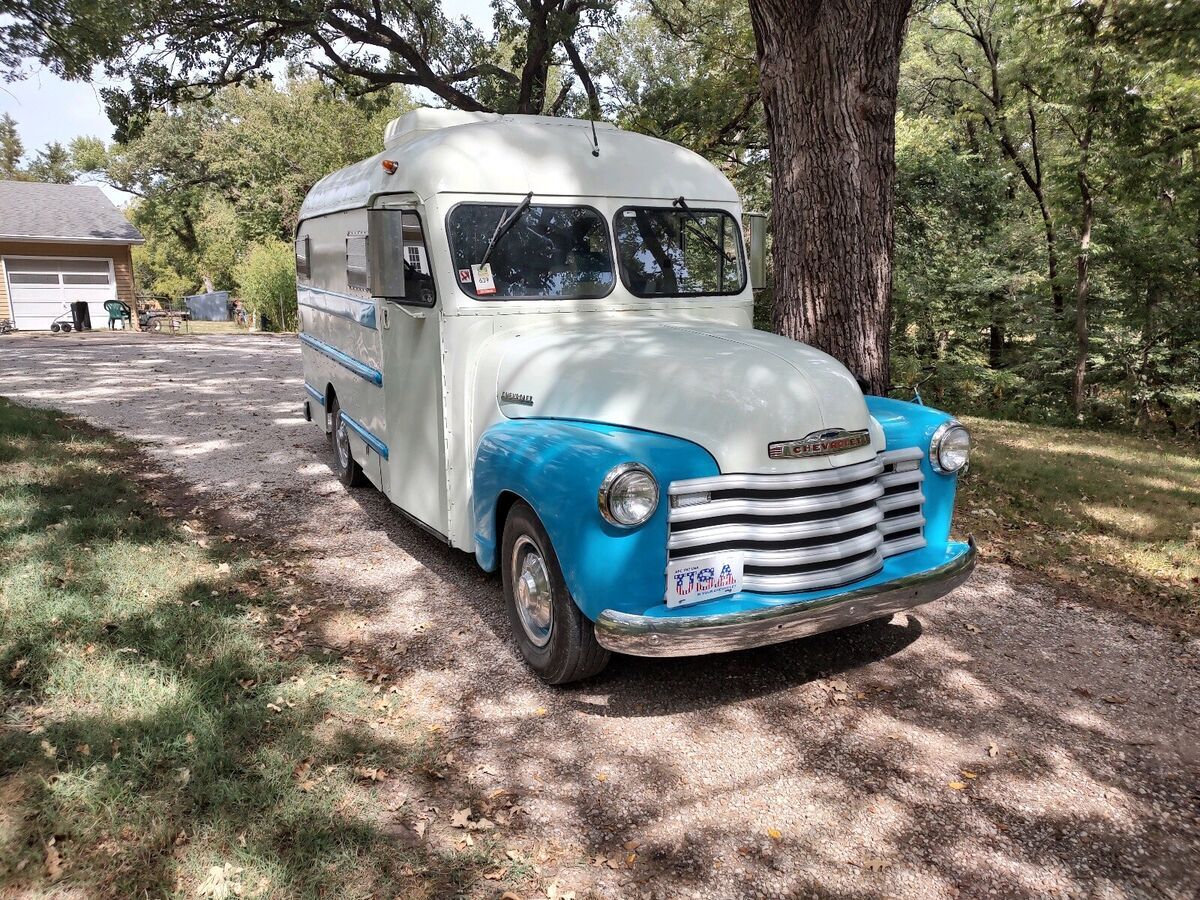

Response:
(298, 110), (740, 221)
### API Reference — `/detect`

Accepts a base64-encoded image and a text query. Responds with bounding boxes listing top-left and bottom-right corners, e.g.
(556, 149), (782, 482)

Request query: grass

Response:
(0, 399), (501, 898)
(956, 417), (1200, 629)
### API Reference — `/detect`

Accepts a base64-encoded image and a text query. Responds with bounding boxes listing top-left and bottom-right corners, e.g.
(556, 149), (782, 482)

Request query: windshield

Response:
(447, 203), (615, 300)
(614, 207), (746, 297)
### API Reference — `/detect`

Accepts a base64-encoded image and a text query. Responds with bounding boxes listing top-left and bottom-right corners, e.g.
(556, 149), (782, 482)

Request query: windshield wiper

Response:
(673, 196), (736, 263)
(482, 192), (534, 264)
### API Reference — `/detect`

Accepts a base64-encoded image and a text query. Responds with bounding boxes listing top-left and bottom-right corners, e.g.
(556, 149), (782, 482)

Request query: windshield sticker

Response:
(471, 263), (496, 295)
(458, 268), (472, 284)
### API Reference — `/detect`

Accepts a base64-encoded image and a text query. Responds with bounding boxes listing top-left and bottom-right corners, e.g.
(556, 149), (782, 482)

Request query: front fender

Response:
(472, 419), (718, 621)
(866, 396), (961, 548)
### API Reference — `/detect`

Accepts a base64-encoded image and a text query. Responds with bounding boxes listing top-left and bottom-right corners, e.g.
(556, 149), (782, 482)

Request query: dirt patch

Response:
(2, 331), (1199, 898)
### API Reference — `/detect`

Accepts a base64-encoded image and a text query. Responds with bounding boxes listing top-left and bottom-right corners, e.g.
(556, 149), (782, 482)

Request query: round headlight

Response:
(930, 421), (970, 473)
(598, 463), (659, 527)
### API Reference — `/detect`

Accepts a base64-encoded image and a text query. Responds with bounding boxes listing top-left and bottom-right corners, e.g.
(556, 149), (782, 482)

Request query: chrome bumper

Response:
(593, 537), (977, 657)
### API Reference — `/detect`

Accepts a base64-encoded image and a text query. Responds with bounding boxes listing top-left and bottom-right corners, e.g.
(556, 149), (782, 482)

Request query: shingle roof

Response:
(0, 180), (144, 244)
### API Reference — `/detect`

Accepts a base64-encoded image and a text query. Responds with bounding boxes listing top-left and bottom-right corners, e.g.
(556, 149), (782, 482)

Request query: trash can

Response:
(70, 301), (93, 331)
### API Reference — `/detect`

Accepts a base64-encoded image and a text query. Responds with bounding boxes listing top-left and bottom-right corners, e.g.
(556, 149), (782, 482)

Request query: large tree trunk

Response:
(748, 0), (912, 395)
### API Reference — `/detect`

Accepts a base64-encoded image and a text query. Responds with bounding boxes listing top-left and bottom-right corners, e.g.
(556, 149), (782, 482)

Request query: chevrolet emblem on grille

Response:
(768, 428), (871, 459)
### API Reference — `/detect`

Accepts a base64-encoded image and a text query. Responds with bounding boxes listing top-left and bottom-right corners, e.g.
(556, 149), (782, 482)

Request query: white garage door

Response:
(4, 256), (117, 331)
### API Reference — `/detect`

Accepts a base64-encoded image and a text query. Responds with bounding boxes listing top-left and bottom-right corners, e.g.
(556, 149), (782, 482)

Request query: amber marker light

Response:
(381, 159), (398, 174)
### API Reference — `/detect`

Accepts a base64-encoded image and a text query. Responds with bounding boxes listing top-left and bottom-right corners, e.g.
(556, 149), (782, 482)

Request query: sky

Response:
(0, 0), (495, 204)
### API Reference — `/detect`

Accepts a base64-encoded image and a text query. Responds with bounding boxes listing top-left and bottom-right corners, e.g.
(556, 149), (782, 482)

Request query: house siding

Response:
(0, 241), (138, 328)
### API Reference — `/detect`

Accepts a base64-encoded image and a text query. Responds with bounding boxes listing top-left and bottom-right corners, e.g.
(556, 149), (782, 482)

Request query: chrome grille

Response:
(667, 448), (927, 594)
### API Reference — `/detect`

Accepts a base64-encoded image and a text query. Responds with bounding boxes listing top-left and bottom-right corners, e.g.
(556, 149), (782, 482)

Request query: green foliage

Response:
(234, 240), (297, 332)
(74, 77), (410, 303)
(0, 113), (23, 178)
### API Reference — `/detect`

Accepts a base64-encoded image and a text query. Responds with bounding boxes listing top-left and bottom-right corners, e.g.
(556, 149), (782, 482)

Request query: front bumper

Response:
(593, 537), (977, 657)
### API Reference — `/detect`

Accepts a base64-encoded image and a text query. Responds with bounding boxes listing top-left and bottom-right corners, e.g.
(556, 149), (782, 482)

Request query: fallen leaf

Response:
(40, 739), (57, 760)
(176, 767), (191, 785)
(484, 869), (506, 880)
(766, 827), (782, 841)
(623, 839), (642, 851)
(198, 862), (243, 899)
(44, 840), (63, 881)
(500, 893), (522, 900)
(960, 770), (977, 780)
(216, 562), (231, 574)
(1102, 694), (1129, 705)
(964, 623), (981, 634)
(948, 781), (967, 790)
(987, 743), (999, 758)
(535, 706), (547, 716)
(595, 772), (607, 782)
(449, 807), (472, 829)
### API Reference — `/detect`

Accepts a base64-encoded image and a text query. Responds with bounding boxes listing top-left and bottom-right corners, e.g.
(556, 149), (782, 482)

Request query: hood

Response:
(490, 320), (881, 474)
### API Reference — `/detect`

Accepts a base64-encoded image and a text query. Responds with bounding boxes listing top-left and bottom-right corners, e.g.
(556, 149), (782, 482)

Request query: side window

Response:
(346, 233), (370, 291)
(294, 235), (310, 280)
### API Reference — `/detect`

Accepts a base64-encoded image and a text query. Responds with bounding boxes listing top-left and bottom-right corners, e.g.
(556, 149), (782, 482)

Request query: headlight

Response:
(930, 421), (970, 473)
(598, 463), (659, 527)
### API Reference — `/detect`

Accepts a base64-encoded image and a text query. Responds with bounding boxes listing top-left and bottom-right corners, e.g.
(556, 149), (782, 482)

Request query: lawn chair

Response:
(104, 300), (132, 330)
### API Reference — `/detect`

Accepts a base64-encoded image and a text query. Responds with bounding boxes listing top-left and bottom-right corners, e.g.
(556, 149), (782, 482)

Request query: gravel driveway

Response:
(2, 331), (1198, 899)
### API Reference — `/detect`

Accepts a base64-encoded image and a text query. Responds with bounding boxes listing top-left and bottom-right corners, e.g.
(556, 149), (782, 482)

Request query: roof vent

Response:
(383, 109), (500, 149)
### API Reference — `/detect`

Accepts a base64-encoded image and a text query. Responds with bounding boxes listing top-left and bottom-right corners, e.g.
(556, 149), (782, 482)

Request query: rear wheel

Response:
(328, 396), (366, 488)
(501, 502), (609, 684)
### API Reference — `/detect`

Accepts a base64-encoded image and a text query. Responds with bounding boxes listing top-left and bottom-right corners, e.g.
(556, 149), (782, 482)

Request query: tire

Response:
(328, 396), (367, 488)
(501, 501), (610, 684)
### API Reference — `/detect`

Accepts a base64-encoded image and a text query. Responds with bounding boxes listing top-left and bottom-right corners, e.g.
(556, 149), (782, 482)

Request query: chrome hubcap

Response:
(512, 536), (553, 648)
(335, 413), (351, 469)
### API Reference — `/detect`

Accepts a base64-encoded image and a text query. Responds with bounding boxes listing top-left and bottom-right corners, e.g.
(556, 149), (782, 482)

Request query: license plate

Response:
(665, 553), (744, 608)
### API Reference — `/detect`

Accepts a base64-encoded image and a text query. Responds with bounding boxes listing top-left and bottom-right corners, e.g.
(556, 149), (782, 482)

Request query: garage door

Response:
(4, 257), (117, 331)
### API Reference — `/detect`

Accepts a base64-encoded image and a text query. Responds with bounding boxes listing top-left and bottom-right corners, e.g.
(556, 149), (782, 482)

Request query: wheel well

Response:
(323, 384), (337, 431)
(495, 490), (523, 545)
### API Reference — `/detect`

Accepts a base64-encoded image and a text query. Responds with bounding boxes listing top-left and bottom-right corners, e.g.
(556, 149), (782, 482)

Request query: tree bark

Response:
(748, 0), (913, 394)
(1072, 57), (1102, 418)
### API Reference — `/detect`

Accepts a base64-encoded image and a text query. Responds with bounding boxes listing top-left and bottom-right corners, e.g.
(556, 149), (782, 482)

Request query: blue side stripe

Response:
(340, 411), (389, 460)
(299, 333), (383, 386)
(304, 382), (325, 405)
(298, 285), (377, 330)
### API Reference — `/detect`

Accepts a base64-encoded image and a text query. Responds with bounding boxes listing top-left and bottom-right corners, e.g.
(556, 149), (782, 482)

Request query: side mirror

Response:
(366, 209), (407, 299)
(746, 212), (768, 291)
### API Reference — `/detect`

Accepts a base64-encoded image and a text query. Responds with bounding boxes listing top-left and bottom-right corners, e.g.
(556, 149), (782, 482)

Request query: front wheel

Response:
(501, 502), (610, 685)
(328, 397), (366, 488)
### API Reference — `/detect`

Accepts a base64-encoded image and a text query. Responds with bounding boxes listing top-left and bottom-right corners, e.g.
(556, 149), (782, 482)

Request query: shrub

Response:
(234, 239), (297, 332)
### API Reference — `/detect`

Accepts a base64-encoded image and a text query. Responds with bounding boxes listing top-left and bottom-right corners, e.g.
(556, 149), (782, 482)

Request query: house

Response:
(0, 180), (144, 331)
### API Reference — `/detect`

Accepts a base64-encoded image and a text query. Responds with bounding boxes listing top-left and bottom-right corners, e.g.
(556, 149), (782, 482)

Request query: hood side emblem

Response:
(768, 428), (870, 460)
(500, 391), (534, 406)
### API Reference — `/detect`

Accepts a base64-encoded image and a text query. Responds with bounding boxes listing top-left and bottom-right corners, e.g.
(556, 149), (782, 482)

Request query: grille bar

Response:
(667, 506), (885, 551)
(668, 480), (885, 523)
(666, 446), (928, 595)
(742, 551), (885, 593)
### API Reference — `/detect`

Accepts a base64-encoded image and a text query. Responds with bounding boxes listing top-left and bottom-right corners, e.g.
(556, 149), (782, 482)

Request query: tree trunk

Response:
(748, 0), (912, 395)
(1072, 60), (1102, 418)
(1072, 168), (1092, 417)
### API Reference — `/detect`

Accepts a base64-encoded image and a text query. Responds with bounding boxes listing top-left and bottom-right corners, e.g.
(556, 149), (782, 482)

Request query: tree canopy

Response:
(9, 0), (1198, 433)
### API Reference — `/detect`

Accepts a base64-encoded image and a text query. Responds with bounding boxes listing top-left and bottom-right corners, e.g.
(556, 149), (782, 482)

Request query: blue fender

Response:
(865, 396), (960, 548)
(472, 419), (718, 621)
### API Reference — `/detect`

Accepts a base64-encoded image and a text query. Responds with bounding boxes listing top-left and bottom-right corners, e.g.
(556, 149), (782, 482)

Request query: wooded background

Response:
(2, 0), (1197, 435)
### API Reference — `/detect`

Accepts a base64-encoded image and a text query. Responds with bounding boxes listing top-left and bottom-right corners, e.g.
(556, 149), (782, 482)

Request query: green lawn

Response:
(0, 400), (492, 898)
(957, 417), (1200, 629)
